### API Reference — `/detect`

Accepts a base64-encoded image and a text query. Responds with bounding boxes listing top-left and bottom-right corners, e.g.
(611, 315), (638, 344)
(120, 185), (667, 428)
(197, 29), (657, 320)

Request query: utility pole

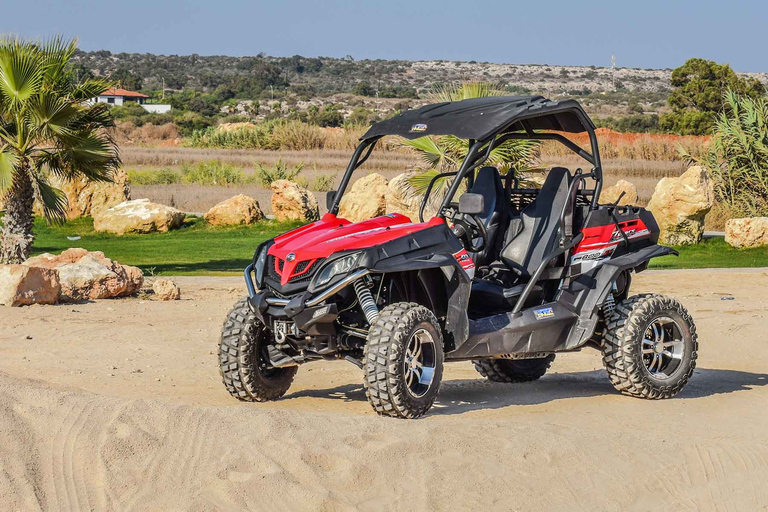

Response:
(611, 55), (616, 91)
(162, 77), (165, 100)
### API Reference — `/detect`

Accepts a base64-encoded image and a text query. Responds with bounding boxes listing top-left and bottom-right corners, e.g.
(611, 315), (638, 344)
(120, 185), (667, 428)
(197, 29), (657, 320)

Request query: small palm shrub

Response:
(402, 81), (540, 200)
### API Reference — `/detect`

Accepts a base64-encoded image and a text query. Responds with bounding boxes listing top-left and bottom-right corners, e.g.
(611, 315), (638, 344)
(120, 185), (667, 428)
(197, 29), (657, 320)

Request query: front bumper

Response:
(245, 264), (370, 335)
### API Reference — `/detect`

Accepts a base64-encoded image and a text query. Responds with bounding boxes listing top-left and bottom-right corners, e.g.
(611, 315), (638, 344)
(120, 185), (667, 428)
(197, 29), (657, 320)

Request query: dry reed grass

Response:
(124, 129), (710, 212)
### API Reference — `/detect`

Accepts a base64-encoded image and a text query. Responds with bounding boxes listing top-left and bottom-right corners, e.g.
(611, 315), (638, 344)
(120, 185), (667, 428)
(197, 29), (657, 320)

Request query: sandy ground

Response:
(1, 269), (768, 511)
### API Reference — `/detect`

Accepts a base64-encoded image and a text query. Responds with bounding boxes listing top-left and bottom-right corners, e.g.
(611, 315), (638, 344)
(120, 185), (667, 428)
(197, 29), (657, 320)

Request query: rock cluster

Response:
(23, 248), (144, 302)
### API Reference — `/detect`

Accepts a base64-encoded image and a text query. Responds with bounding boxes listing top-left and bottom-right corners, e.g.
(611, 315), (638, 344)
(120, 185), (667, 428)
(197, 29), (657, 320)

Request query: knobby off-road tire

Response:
(364, 302), (444, 419)
(219, 298), (297, 402)
(472, 355), (556, 383)
(601, 293), (697, 399)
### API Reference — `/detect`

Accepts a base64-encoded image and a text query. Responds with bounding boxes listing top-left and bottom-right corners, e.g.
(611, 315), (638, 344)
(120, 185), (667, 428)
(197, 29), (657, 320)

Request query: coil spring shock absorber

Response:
(353, 278), (379, 325)
(602, 282), (618, 318)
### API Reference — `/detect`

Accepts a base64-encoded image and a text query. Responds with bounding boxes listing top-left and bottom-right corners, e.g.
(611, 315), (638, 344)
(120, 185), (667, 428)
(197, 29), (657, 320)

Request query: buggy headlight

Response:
(314, 252), (361, 287)
(254, 245), (269, 287)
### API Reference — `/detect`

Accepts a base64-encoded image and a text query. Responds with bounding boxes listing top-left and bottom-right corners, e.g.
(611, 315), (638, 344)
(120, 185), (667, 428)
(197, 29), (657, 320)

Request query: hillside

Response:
(73, 50), (768, 98)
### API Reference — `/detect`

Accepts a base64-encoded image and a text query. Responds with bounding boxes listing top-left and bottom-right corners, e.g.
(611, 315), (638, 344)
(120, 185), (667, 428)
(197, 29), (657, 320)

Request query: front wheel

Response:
(601, 294), (697, 399)
(364, 302), (444, 418)
(218, 298), (297, 402)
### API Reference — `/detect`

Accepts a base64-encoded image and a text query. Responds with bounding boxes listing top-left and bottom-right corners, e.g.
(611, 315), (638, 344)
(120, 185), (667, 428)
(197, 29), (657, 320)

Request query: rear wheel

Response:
(601, 294), (697, 399)
(364, 302), (444, 419)
(218, 298), (297, 402)
(473, 355), (555, 383)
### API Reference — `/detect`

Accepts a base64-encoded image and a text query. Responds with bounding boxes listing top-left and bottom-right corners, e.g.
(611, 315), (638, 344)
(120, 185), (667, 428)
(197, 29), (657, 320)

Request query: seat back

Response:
(500, 167), (571, 277)
(466, 167), (505, 267)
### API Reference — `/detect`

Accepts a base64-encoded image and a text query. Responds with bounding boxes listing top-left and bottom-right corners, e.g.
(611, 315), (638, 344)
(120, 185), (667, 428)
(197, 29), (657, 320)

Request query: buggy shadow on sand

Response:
(218, 96), (698, 418)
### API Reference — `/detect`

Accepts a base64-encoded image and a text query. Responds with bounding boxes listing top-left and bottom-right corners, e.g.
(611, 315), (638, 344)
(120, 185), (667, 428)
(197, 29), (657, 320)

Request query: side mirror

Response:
(326, 190), (337, 210)
(459, 193), (485, 215)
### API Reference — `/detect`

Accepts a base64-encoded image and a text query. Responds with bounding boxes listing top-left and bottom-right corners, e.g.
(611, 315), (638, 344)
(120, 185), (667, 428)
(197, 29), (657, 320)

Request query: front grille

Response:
(266, 255), (325, 286)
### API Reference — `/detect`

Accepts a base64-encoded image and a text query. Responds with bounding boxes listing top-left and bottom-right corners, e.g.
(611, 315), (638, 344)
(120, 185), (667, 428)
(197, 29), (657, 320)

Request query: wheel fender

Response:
(569, 244), (677, 348)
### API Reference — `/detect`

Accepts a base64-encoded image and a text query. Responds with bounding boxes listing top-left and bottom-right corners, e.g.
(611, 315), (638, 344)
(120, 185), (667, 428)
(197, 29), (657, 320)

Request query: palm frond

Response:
(0, 148), (18, 193)
(30, 171), (67, 223)
(399, 136), (456, 168)
(0, 39), (44, 104)
(48, 132), (120, 181)
(69, 78), (112, 101)
(426, 81), (506, 103)
(27, 93), (79, 140)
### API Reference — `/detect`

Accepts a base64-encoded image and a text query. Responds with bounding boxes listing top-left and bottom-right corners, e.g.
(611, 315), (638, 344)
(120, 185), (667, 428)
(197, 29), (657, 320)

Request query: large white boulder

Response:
(338, 173), (389, 222)
(204, 194), (264, 226)
(725, 217), (768, 248)
(0, 265), (60, 306)
(270, 180), (319, 222)
(93, 198), (185, 235)
(646, 166), (714, 245)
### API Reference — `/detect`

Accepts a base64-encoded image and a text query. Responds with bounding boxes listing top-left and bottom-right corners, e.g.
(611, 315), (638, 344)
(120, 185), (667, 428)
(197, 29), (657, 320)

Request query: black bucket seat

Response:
(469, 167), (572, 312)
(465, 166), (505, 267)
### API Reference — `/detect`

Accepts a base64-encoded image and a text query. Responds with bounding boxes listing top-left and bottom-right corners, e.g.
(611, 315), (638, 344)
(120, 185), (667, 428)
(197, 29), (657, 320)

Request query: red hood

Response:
(268, 213), (443, 286)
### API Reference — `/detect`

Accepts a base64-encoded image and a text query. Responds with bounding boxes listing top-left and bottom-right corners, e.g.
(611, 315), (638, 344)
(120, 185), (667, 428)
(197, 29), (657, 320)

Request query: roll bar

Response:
(330, 121), (603, 217)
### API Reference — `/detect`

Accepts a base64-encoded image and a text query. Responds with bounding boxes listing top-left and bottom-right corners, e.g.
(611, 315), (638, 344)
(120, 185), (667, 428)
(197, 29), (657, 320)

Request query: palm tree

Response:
(0, 37), (119, 263)
(403, 81), (541, 198)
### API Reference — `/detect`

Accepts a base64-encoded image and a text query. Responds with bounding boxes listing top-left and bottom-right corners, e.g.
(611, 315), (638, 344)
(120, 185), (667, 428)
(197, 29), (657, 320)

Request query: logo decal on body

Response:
(452, 249), (476, 279)
(409, 123), (428, 133)
(534, 307), (555, 320)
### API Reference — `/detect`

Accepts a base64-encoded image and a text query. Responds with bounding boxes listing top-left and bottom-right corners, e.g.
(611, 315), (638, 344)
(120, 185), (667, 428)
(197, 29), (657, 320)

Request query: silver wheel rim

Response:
(641, 316), (685, 379)
(404, 328), (437, 398)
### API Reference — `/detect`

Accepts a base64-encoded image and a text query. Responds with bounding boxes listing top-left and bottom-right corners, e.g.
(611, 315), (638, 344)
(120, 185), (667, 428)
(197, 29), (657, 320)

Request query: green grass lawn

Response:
(33, 217), (302, 276)
(649, 237), (768, 269)
(30, 217), (768, 276)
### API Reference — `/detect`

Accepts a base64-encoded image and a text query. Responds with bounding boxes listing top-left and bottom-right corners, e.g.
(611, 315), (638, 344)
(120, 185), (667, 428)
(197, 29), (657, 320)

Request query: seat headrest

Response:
(541, 167), (571, 194)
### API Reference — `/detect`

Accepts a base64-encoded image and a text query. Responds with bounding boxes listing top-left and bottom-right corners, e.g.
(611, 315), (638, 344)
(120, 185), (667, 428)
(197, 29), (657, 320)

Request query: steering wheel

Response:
(443, 205), (488, 253)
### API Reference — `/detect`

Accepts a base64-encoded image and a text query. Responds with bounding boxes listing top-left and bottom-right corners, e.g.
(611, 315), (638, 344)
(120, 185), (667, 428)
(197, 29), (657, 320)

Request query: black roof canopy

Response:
(361, 96), (595, 142)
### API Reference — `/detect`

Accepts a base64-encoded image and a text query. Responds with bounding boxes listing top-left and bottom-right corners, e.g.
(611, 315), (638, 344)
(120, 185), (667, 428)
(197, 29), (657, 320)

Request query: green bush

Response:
(127, 168), (182, 185)
(180, 161), (245, 185)
(309, 173), (337, 191)
(253, 159), (304, 186)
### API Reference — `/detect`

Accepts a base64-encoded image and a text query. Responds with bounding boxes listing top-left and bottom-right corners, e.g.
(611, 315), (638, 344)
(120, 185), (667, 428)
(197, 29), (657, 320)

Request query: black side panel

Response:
(448, 302), (578, 360)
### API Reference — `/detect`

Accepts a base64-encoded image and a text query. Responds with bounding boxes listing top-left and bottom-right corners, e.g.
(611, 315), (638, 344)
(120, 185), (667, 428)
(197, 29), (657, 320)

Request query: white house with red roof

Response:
(92, 88), (171, 113)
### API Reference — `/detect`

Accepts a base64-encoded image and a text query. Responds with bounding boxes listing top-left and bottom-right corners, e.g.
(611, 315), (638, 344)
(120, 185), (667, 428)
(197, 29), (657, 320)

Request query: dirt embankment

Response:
(1, 269), (767, 510)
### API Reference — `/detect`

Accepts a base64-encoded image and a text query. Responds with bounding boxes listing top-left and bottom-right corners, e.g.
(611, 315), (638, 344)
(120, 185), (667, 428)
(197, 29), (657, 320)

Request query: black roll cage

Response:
(329, 108), (604, 216)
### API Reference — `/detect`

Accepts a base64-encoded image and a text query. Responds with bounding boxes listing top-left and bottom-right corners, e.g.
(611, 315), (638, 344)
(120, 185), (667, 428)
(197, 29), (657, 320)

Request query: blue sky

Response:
(4, 0), (767, 71)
